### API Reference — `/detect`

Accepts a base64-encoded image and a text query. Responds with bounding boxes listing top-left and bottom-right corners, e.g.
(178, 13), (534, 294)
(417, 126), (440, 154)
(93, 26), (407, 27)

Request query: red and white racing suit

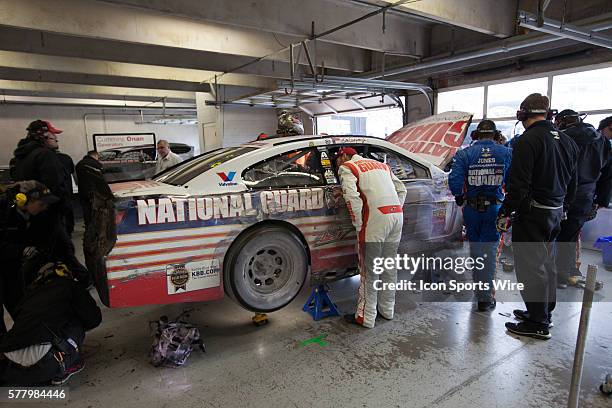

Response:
(339, 154), (407, 328)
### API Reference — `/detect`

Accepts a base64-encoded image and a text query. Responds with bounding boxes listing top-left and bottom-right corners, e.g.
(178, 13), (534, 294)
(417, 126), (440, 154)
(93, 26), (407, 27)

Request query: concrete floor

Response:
(11, 224), (612, 408)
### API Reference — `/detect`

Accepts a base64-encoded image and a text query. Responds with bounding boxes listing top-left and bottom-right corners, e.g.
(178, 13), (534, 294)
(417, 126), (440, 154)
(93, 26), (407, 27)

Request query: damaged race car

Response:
(85, 112), (472, 312)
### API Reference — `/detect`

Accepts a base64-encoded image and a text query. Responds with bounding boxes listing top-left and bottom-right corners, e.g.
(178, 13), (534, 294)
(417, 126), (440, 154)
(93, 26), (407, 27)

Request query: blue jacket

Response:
(449, 139), (512, 201)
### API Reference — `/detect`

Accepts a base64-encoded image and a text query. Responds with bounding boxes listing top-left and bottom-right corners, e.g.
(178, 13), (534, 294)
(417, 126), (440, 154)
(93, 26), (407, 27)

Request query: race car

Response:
(86, 112), (471, 312)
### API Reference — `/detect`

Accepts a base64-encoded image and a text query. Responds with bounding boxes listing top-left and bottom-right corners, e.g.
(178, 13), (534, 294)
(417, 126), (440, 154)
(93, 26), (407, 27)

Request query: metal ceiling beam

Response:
(0, 80), (196, 102)
(361, 15), (612, 79)
(518, 10), (612, 49)
(0, 0), (368, 73)
(96, 0), (427, 55)
(0, 51), (273, 90)
(377, 0), (517, 38)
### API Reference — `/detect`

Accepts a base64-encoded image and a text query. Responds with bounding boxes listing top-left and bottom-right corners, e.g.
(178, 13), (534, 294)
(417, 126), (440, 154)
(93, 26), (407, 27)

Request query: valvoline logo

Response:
(217, 171), (238, 186)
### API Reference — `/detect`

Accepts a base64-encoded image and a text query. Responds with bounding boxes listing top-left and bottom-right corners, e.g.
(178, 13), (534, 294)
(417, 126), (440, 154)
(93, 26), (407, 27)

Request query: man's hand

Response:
(496, 206), (513, 233)
(455, 196), (465, 207)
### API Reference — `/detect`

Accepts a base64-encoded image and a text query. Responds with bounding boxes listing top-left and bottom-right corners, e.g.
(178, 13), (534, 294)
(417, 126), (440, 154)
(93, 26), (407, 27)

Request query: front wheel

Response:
(224, 225), (308, 312)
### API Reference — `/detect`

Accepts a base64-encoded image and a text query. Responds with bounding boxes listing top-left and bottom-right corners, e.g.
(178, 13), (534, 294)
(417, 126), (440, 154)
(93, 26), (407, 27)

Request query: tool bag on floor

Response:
(149, 312), (205, 367)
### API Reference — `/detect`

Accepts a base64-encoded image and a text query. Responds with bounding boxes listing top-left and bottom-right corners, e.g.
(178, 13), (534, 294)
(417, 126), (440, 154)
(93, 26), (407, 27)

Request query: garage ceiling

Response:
(0, 0), (610, 107)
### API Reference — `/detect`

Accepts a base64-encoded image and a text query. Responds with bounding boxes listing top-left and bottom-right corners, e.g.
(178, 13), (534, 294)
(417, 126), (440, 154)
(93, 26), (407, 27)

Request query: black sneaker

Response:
(513, 309), (554, 328)
(51, 359), (85, 385)
(477, 299), (496, 312)
(505, 322), (551, 340)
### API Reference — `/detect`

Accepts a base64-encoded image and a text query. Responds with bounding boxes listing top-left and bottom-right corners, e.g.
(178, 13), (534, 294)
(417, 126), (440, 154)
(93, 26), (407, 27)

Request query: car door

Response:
(241, 146), (358, 282)
(362, 145), (439, 255)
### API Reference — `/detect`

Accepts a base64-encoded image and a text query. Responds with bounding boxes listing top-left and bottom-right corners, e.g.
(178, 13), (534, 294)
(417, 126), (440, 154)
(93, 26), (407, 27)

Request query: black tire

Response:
(224, 225), (308, 312)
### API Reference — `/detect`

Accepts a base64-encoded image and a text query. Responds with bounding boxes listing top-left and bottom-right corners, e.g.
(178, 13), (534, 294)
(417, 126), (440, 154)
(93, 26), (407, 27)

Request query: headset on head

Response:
(470, 128), (502, 141)
(6, 184), (28, 208)
(516, 108), (557, 122)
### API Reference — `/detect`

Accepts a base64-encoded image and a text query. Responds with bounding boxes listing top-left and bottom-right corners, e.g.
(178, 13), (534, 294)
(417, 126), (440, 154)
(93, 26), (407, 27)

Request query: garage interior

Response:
(0, 0), (611, 407)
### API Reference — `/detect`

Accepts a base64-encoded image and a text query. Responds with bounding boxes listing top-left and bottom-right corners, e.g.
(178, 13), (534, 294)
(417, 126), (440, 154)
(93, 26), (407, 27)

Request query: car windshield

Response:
(155, 146), (257, 186)
(98, 150), (119, 161)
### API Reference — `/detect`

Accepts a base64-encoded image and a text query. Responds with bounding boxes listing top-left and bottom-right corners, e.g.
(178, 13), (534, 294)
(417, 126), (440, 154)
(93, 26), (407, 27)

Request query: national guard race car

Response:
(86, 112), (472, 312)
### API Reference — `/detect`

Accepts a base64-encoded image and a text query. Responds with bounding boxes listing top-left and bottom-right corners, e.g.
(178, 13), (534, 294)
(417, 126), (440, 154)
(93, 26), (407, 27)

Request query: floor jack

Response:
(252, 313), (269, 326)
(303, 284), (340, 321)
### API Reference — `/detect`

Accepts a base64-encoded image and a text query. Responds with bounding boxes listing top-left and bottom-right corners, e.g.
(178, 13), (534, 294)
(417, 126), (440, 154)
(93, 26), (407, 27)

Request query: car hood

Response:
(110, 180), (191, 198)
(386, 111), (472, 169)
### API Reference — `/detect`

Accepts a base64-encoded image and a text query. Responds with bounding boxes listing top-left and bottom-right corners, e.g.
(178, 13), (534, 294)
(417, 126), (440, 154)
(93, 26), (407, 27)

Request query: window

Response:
(243, 148), (325, 189)
(365, 147), (429, 180)
(120, 150), (148, 161)
(437, 87), (484, 119)
(552, 67), (612, 112)
(584, 113), (610, 131)
(156, 147), (256, 186)
(487, 77), (548, 118)
(493, 120), (525, 141)
(98, 150), (118, 161)
(435, 65), (612, 149)
(316, 108), (404, 138)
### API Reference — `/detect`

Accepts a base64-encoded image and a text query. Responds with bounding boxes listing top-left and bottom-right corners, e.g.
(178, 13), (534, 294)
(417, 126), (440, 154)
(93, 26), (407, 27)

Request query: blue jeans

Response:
(463, 204), (501, 301)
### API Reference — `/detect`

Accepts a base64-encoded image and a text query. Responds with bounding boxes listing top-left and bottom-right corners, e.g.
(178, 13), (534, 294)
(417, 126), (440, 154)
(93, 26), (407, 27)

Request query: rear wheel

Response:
(224, 225), (308, 312)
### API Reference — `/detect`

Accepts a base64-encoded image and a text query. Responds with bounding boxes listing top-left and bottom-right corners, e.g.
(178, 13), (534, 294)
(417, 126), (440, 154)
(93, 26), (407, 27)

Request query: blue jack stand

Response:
(303, 285), (340, 321)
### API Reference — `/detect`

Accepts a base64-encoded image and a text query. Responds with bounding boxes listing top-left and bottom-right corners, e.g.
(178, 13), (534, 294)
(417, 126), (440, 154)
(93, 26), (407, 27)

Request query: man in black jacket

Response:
(11, 120), (68, 205)
(0, 181), (89, 331)
(0, 262), (101, 386)
(554, 110), (612, 287)
(75, 150), (113, 226)
(499, 93), (578, 340)
(57, 151), (75, 237)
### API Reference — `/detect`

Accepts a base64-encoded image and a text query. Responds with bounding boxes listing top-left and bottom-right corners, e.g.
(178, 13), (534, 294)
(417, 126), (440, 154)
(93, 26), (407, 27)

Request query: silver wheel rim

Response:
(243, 245), (294, 296)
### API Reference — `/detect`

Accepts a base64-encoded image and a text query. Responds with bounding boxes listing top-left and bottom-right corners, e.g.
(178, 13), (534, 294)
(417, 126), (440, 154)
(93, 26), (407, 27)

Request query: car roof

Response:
(252, 134), (381, 145)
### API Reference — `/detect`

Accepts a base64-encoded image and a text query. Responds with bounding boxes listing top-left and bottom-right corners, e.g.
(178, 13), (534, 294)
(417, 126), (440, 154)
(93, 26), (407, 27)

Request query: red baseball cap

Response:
(42, 120), (63, 134)
(27, 120), (63, 135)
(337, 147), (357, 156)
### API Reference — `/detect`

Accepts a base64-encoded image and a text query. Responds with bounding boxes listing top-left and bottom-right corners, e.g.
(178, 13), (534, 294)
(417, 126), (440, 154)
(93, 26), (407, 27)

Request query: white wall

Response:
(220, 106), (278, 147)
(0, 104), (200, 165)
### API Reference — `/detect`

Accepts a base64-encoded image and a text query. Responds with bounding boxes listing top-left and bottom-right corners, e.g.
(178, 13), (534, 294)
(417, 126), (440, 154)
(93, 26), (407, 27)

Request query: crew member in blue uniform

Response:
(449, 120), (512, 311)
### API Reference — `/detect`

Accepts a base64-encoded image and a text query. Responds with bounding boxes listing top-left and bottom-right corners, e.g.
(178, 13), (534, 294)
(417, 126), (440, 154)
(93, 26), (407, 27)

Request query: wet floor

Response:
(9, 225), (612, 407)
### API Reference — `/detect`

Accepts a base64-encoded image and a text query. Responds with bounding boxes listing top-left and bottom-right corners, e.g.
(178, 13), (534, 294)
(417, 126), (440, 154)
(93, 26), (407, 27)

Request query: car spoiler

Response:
(386, 111), (473, 170)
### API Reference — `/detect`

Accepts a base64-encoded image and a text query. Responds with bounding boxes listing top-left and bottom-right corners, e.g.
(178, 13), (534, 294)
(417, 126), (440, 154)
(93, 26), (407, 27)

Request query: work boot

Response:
(513, 309), (554, 328)
(477, 298), (496, 312)
(505, 322), (551, 340)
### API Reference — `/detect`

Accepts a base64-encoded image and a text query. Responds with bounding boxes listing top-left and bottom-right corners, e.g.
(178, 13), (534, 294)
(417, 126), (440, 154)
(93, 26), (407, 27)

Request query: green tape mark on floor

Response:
(299, 333), (328, 347)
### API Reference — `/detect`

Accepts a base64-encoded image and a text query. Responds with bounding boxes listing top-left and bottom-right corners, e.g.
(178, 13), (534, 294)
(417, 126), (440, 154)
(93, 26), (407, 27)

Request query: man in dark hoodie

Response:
(11, 120), (68, 204)
(75, 150), (113, 227)
(0, 261), (101, 386)
(554, 110), (612, 287)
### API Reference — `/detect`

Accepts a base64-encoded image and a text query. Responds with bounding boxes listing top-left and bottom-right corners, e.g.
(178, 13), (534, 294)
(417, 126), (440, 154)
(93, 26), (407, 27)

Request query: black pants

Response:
(555, 212), (588, 283)
(512, 207), (562, 327)
(79, 197), (92, 227)
(0, 324), (84, 386)
(0, 260), (27, 333)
